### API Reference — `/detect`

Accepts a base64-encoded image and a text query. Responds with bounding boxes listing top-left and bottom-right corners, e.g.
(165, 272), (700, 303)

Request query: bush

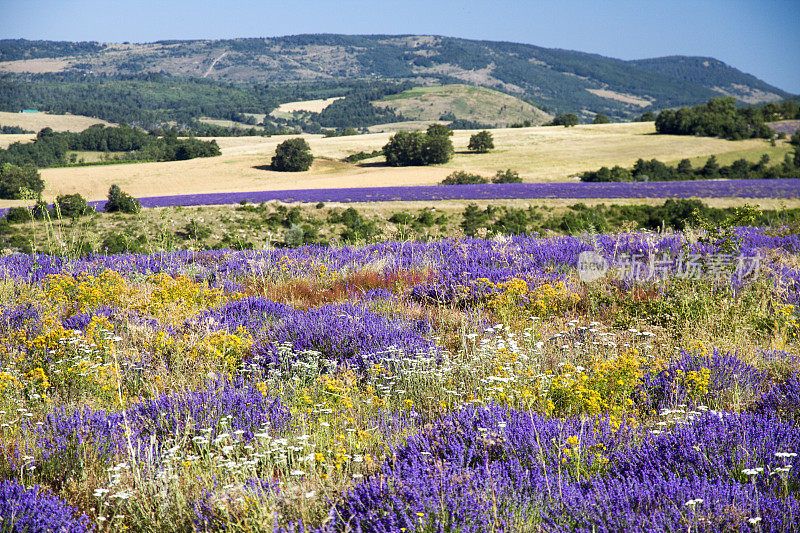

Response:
(105, 184), (141, 214)
(468, 130), (494, 153)
(271, 138), (313, 172)
(101, 233), (147, 254)
(593, 114), (610, 124)
(4, 206), (32, 223)
(492, 169), (522, 183)
(0, 163), (44, 199)
(441, 170), (488, 185)
(181, 219), (212, 240)
(389, 212), (413, 225)
(285, 224), (304, 247)
(343, 149), (382, 163)
(54, 193), (93, 219)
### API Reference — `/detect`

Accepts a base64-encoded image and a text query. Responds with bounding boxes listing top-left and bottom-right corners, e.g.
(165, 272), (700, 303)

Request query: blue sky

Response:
(1, 0), (798, 93)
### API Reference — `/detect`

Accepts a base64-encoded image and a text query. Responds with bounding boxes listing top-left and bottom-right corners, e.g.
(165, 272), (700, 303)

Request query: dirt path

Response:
(203, 52), (228, 78)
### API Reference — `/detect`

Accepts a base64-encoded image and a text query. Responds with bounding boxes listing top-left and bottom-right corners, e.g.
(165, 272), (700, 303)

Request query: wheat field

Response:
(0, 110), (112, 132)
(0, 121), (783, 206)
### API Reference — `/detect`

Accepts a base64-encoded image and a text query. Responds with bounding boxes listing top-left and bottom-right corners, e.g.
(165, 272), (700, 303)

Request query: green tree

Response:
(383, 131), (425, 166)
(383, 130), (453, 166)
(54, 193), (93, 219)
(702, 155), (720, 178)
(421, 134), (454, 164)
(468, 130), (494, 153)
(593, 114), (610, 124)
(550, 113), (579, 127)
(676, 159), (693, 176)
(426, 123), (453, 138)
(0, 163), (44, 199)
(638, 111), (656, 122)
(271, 138), (313, 172)
(461, 203), (489, 237)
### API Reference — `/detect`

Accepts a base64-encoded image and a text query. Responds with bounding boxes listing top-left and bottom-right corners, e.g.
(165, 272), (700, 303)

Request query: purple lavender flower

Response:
(634, 349), (763, 412)
(19, 379), (291, 476)
(0, 479), (93, 532)
(253, 303), (435, 372)
(315, 406), (800, 533)
(753, 372), (800, 422)
(190, 297), (290, 335)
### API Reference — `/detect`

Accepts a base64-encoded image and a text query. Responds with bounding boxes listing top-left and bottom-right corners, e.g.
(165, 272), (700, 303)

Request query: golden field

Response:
(0, 121), (785, 207)
(0, 110), (112, 133)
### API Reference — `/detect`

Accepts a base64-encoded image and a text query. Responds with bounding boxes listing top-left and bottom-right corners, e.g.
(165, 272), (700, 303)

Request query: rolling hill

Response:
(374, 84), (551, 127)
(0, 35), (792, 124)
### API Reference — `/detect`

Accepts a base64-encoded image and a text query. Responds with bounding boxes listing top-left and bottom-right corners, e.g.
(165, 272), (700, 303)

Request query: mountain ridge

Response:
(0, 35), (792, 121)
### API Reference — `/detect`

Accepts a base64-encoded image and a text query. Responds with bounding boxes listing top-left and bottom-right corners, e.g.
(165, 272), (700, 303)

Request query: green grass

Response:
(376, 84), (551, 127)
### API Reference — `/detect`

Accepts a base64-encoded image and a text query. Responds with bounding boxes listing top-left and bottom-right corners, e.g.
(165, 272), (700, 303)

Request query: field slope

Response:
(374, 84), (551, 127)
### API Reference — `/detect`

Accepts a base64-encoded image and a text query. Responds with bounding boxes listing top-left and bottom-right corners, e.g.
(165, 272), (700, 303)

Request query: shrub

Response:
(271, 138), (313, 172)
(388, 212), (413, 225)
(182, 219), (212, 240)
(0, 163), (44, 199)
(468, 130), (494, 153)
(441, 170), (488, 185)
(593, 113), (611, 124)
(54, 193), (93, 219)
(285, 224), (304, 247)
(105, 184), (141, 214)
(101, 232), (147, 254)
(492, 169), (522, 183)
(4, 206), (32, 223)
(343, 149), (382, 163)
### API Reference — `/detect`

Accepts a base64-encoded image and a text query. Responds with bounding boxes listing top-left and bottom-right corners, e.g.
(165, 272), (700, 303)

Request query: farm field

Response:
(0, 110), (113, 132)
(0, 122), (783, 207)
(270, 97), (343, 118)
(2, 227), (800, 530)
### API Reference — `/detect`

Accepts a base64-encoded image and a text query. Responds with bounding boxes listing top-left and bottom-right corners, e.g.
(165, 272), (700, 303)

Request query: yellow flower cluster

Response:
(675, 367), (712, 402)
(475, 277), (580, 323)
(546, 350), (645, 418)
(561, 434), (610, 481)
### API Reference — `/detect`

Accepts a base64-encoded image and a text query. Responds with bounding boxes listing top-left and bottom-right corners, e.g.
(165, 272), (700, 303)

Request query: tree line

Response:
(579, 151), (800, 183)
(0, 125), (221, 169)
(655, 97), (799, 140)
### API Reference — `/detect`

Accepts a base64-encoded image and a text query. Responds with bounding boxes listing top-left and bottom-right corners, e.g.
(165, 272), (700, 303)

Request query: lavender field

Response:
(1, 226), (800, 531)
(4, 178), (794, 218)
(117, 179), (800, 207)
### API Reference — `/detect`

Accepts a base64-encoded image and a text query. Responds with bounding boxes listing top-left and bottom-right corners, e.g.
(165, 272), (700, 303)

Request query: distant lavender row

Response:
(114, 180), (800, 207)
(767, 120), (800, 135)
(2, 179), (798, 218)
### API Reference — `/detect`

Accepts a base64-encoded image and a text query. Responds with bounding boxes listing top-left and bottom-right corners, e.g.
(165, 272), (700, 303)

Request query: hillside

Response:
(627, 56), (786, 104)
(0, 35), (792, 123)
(374, 84), (551, 127)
